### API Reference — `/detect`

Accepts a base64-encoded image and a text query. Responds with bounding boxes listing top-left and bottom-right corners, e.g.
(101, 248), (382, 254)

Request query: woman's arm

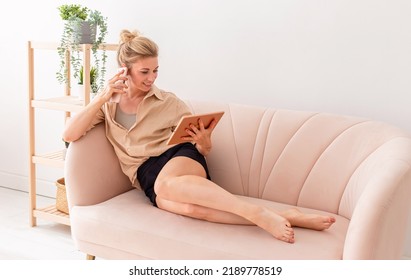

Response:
(62, 71), (127, 142)
(62, 96), (106, 142)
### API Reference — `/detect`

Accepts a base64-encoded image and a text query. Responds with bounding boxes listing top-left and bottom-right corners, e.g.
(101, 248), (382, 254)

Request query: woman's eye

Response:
(140, 70), (158, 74)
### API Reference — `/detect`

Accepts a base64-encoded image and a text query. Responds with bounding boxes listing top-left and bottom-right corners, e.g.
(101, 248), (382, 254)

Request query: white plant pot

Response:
(73, 84), (86, 100)
(72, 84), (97, 101)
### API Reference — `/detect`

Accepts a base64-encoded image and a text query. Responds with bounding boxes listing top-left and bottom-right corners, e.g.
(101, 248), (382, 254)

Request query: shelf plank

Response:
(34, 205), (70, 226)
(29, 41), (59, 50)
(31, 96), (85, 112)
(29, 41), (118, 51)
(100, 43), (118, 51)
(32, 150), (65, 168)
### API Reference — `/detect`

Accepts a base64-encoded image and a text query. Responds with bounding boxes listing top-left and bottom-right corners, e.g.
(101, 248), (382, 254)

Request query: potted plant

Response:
(77, 66), (100, 100)
(56, 4), (108, 94)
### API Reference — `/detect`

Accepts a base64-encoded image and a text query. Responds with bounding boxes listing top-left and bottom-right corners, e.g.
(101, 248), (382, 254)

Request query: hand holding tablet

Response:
(167, 111), (225, 145)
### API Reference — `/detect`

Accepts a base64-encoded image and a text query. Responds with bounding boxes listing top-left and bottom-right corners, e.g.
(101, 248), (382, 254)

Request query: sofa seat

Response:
(71, 189), (349, 260)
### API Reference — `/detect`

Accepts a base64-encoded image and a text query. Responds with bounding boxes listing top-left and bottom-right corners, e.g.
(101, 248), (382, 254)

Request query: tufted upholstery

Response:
(189, 101), (410, 217)
(66, 100), (411, 259)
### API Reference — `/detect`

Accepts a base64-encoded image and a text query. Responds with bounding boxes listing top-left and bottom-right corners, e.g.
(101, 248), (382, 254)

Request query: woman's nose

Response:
(148, 73), (157, 82)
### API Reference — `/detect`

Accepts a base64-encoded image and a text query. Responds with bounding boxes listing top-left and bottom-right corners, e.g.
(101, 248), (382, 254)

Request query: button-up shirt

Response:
(86, 85), (192, 189)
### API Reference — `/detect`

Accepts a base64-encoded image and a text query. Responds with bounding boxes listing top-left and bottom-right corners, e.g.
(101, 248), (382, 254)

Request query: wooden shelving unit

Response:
(27, 41), (118, 227)
(32, 150), (66, 169)
(31, 96), (86, 112)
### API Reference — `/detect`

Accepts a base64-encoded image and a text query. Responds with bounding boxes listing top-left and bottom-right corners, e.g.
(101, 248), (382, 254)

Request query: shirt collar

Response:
(107, 84), (165, 118)
(144, 84), (165, 101)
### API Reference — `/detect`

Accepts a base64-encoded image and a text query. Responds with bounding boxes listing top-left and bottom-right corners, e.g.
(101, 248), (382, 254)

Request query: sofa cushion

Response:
(70, 189), (349, 260)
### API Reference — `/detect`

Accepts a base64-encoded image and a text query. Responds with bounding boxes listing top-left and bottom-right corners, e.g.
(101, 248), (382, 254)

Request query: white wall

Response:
(1, 0), (410, 258)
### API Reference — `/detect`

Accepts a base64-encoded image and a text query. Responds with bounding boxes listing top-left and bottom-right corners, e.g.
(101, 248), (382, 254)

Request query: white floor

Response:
(0, 186), (84, 260)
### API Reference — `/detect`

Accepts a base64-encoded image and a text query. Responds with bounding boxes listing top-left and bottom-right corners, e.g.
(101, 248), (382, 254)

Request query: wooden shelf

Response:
(28, 40), (118, 228)
(32, 150), (65, 169)
(34, 205), (70, 226)
(29, 41), (119, 51)
(31, 96), (85, 112)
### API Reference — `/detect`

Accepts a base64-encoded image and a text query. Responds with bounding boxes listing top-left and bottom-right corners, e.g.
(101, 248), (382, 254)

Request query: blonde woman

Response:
(63, 29), (335, 243)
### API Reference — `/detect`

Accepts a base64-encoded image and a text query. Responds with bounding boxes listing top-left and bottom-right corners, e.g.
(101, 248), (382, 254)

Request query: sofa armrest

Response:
(64, 123), (133, 208)
(341, 138), (411, 259)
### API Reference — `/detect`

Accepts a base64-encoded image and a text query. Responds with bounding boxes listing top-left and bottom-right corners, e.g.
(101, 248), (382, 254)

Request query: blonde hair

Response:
(117, 29), (159, 68)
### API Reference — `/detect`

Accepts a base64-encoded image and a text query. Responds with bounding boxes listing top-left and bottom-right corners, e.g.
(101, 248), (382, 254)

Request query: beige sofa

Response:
(65, 100), (411, 259)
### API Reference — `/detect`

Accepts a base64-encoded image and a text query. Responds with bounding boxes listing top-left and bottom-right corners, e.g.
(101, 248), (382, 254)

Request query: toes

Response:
(284, 226), (295, 243)
(281, 235), (294, 243)
(326, 216), (336, 223)
(325, 216), (336, 228)
(283, 235), (295, 243)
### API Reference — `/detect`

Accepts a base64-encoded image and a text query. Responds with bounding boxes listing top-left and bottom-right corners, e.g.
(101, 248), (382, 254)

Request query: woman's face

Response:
(127, 56), (159, 94)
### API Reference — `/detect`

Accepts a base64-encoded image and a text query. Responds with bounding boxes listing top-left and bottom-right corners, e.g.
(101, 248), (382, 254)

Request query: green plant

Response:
(58, 4), (88, 20)
(56, 4), (108, 92)
(78, 65), (99, 93)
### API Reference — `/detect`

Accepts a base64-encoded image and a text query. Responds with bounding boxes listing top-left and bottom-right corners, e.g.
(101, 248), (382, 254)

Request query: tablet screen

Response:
(167, 111), (225, 145)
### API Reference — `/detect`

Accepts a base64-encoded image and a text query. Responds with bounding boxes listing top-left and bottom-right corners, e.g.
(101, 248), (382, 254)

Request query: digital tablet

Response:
(167, 111), (225, 145)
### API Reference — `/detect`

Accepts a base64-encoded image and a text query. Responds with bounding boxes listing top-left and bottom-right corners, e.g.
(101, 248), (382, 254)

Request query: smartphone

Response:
(110, 67), (127, 103)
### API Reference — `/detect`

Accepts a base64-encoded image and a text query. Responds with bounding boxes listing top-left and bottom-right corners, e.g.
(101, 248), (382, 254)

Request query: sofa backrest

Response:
(186, 100), (411, 217)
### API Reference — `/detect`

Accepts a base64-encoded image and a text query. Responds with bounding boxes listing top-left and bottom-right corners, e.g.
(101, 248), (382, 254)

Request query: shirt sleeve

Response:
(172, 99), (193, 126)
(83, 105), (105, 135)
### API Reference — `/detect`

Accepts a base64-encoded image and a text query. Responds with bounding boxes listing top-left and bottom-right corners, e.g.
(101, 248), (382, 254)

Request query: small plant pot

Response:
(73, 83), (86, 100)
(69, 20), (97, 44)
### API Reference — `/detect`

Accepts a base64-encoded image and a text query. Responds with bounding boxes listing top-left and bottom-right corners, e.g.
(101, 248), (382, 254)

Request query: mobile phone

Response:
(110, 67), (127, 103)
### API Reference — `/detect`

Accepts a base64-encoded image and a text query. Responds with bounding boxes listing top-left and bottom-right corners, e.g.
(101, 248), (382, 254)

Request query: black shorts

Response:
(136, 142), (211, 207)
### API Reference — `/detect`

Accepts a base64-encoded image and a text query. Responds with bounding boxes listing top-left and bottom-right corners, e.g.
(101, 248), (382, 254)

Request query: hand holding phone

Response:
(110, 67), (127, 103)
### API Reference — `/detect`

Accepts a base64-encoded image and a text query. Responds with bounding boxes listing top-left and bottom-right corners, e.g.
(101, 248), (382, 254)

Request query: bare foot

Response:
(280, 208), (336, 231)
(272, 221), (295, 243)
(255, 208), (295, 243)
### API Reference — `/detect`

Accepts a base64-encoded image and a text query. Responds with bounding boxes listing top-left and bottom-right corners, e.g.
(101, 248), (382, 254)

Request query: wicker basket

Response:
(55, 178), (69, 214)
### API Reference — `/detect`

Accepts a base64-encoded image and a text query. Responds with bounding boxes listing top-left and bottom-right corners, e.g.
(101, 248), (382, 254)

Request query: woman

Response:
(63, 29), (335, 243)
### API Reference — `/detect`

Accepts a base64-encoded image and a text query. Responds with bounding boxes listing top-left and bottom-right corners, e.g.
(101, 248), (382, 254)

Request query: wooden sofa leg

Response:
(86, 254), (96, 260)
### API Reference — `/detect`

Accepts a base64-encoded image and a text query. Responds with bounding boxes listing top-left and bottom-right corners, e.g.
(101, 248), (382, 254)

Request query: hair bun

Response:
(119, 29), (141, 44)
(116, 29), (158, 67)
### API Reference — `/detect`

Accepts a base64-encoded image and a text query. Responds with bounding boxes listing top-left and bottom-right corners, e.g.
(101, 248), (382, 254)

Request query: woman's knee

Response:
(179, 203), (209, 220)
(154, 176), (177, 199)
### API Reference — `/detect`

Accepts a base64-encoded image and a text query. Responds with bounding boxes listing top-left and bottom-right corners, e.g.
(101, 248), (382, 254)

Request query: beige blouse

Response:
(86, 85), (192, 189)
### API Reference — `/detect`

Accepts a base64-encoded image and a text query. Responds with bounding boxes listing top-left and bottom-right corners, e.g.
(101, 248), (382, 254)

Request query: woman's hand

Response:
(182, 118), (217, 156)
(96, 69), (128, 103)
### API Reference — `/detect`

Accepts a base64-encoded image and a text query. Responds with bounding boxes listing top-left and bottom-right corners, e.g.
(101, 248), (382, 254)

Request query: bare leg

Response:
(154, 157), (294, 243)
(154, 157), (335, 242)
(156, 198), (254, 225)
(157, 199), (335, 231)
